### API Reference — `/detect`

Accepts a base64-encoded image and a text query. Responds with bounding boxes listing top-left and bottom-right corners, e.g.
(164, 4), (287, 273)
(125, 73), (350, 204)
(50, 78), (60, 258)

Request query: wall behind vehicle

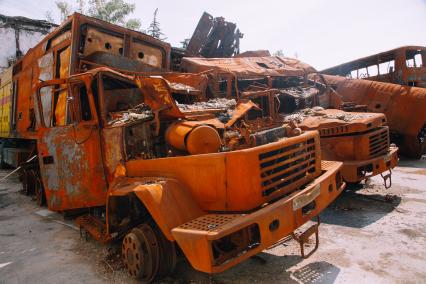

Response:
(0, 14), (57, 73)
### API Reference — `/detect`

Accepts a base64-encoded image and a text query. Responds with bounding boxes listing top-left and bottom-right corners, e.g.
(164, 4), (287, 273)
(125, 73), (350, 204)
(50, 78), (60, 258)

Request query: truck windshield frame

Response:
(36, 75), (99, 128)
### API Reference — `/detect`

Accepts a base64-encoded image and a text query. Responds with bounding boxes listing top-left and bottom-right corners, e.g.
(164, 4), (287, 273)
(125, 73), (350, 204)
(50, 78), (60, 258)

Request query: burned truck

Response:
(33, 67), (344, 281)
(180, 56), (398, 186)
(321, 46), (426, 88)
(0, 12), (345, 281)
(318, 46), (426, 158)
(318, 74), (426, 158)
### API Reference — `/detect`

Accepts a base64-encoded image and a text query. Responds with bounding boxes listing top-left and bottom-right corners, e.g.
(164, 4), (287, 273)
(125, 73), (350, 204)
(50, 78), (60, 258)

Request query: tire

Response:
(122, 223), (176, 283)
(34, 174), (46, 206)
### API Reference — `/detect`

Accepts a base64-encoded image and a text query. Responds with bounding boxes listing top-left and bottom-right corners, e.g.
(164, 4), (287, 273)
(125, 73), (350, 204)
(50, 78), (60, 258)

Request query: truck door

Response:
(36, 78), (107, 211)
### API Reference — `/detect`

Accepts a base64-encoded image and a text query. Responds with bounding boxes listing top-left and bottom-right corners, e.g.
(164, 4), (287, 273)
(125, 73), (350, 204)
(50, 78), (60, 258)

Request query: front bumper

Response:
(171, 160), (344, 274)
(341, 146), (398, 183)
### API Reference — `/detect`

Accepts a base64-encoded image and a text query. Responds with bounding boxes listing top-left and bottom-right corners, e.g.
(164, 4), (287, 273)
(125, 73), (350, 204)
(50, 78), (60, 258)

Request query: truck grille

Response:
(259, 138), (316, 196)
(369, 127), (389, 158)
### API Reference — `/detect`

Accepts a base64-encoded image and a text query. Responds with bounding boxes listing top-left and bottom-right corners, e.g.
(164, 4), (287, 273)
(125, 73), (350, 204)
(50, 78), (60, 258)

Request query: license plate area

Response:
(293, 184), (321, 211)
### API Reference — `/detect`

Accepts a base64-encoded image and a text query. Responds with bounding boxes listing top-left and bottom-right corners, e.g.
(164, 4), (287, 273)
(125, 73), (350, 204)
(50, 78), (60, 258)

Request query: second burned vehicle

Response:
(179, 56), (398, 186)
(319, 46), (426, 158)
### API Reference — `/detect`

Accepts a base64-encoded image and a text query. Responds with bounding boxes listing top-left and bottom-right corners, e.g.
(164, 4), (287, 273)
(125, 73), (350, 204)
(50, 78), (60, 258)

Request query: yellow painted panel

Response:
(0, 67), (12, 138)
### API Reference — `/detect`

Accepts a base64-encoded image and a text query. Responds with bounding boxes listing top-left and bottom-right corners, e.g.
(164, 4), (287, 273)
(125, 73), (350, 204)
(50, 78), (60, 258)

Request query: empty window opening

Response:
(378, 60), (395, 75)
(257, 62), (271, 69)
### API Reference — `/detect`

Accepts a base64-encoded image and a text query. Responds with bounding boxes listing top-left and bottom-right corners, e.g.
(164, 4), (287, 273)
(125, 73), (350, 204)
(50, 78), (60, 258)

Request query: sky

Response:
(1, 0), (425, 70)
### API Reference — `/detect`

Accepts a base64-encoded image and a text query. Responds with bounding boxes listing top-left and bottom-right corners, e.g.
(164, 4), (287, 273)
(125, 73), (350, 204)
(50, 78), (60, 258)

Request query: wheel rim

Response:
(122, 225), (159, 282)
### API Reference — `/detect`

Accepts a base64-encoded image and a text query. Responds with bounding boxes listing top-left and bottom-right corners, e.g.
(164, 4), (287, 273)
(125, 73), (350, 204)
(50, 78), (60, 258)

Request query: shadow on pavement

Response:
(320, 188), (401, 228)
(291, 261), (340, 284)
(168, 251), (340, 284)
(397, 156), (426, 169)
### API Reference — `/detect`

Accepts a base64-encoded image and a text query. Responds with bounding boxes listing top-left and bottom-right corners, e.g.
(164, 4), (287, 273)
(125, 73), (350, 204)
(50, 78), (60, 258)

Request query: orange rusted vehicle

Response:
(1, 12), (344, 281)
(318, 74), (426, 158)
(180, 56), (398, 185)
(33, 67), (344, 281)
(321, 46), (426, 88)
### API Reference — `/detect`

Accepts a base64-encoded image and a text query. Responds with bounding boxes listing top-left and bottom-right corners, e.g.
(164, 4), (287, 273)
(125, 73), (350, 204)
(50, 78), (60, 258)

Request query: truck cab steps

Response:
(75, 215), (112, 243)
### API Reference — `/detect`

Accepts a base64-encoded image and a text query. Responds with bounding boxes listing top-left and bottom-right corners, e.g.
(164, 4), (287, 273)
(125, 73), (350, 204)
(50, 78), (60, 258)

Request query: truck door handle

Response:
(42, 156), (54, 164)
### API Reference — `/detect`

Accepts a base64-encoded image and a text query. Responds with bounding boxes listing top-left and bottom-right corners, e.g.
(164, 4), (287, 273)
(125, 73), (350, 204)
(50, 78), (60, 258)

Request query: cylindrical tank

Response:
(166, 122), (221, 155)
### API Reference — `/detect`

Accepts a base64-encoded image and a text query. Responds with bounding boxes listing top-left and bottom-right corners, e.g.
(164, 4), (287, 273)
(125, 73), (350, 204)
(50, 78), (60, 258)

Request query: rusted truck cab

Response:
(284, 108), (398, 185)
(34, 68), (344, 281)
(317, 74), (426, 159)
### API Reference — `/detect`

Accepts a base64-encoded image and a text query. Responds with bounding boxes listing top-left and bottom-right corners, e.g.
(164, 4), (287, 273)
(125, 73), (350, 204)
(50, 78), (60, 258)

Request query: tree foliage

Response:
(147, 8), (166, 40)
(56, 1), (73, 22)
(53, 0), (141, 31)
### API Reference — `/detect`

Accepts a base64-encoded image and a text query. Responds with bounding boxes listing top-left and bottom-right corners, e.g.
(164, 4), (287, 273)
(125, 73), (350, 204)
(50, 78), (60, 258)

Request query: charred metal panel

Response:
(37, 125), (107, 210)
(130, 39), (164, 68)
(186, 12), (214, 56)
(186, 12), (243, 58)
(101, 126), (124, 183)
(76, 15), (171, 72)
(83, 27), (124, 57)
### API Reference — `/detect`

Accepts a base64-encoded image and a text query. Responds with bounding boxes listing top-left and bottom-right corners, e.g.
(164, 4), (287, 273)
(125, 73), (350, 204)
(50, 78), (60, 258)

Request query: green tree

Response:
(56, 1), (73, 22)
(53, 0), (141, 31)
(147, 8), (166, 40)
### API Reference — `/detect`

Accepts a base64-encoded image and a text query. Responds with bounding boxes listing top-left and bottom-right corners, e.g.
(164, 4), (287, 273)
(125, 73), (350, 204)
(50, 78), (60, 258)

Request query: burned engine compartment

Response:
(99, 70), (315, 162)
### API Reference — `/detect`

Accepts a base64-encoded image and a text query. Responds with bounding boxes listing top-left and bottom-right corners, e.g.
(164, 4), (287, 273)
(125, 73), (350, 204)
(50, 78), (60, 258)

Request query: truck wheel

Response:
(156, 226), (177, 277)
(22, 169), (36, 195)
(122, 224), (160, 282)
(34, 175), (46, 206)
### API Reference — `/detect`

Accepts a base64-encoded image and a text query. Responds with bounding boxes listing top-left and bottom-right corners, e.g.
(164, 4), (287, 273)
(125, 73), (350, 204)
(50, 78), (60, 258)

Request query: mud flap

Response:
(292, 216), (320, 259)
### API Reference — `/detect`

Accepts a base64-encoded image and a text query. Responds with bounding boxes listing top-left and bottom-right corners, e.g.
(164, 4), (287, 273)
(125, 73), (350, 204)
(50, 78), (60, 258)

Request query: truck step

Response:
(75, 215), (112, 243)
(176, 214), (242, 234)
